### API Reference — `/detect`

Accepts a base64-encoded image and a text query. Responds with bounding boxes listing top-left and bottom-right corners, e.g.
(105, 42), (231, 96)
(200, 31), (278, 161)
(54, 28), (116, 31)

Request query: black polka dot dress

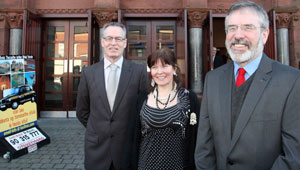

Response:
(138, 88), (190, 170)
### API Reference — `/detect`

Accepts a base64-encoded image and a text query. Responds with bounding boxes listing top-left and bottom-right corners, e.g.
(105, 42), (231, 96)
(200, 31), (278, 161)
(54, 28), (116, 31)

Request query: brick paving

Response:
(0, 118), (86, 170)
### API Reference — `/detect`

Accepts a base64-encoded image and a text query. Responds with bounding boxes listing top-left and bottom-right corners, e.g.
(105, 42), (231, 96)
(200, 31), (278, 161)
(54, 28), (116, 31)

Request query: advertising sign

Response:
(5, 127), (46, 151)
(0, 55), (37, 137)
(0, 55), (50, 160)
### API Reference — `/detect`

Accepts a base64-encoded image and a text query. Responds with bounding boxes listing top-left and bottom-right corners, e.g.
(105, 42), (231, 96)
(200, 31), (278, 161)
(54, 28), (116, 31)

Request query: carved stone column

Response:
(276, 13), (293, 65)
(187, 9), (207, 93)
(7, 13), (23, 55)
(94, 9), (117, 61)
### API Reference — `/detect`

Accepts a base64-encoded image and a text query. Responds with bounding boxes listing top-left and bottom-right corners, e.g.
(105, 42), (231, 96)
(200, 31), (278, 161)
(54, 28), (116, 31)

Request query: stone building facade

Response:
(0, 0), (299, 117)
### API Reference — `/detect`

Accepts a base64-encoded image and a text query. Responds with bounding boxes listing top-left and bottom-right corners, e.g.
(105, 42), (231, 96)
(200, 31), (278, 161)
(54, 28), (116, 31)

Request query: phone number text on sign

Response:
(5, 127), (46, 151)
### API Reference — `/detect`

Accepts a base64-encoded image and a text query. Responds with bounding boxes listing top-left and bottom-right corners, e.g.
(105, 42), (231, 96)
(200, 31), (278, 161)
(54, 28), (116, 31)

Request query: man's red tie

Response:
(236, 68), (246, 87)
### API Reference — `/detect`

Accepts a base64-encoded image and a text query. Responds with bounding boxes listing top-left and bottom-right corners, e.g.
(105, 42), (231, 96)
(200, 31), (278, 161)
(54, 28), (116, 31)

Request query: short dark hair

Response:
(147, 48), (182, 92)
(102, 22), (127, 38)
(225, 1), (269, 32)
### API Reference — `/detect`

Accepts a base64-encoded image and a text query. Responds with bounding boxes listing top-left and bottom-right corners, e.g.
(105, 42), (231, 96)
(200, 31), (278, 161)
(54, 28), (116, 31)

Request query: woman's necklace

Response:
(153, 83), (178, 109)
(155, 89), (171, 109)
(153, 83), (177, 100)
(156, 91), (177, 105)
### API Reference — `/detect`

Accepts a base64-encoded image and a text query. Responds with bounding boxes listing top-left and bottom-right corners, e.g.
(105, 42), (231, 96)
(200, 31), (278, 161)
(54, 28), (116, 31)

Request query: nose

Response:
(234, 27), (245, 39)
(157, 67), (163, 73)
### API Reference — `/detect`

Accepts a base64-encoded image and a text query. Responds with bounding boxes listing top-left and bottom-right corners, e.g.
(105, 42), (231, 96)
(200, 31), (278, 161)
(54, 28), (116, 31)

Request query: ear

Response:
(262, 28), (269, 45)
(173, 65), (178, 72)
(101, 38), (105, 48)
(123, 39), (127, 48)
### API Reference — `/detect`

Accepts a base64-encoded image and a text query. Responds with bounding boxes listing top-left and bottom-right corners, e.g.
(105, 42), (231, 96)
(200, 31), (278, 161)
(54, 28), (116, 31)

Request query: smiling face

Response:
(101, 26), (127, 63)
(151, 59), (176, 88)
(225, 8), (269, 66)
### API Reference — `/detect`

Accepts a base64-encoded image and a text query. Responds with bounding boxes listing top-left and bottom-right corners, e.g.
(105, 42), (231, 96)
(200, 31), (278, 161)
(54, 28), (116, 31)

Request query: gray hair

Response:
(102, 22), (127, 38)
(225, 1), (269, 32)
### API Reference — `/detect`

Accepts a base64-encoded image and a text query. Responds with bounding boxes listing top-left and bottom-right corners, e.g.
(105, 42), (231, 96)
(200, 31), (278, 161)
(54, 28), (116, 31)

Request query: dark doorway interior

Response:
(212, 17), (230, 69)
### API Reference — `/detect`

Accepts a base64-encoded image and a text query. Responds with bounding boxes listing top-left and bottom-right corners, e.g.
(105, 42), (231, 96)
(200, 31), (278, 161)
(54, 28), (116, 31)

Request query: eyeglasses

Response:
(103, 36), (126, 43)
(226, 24), (263, 33)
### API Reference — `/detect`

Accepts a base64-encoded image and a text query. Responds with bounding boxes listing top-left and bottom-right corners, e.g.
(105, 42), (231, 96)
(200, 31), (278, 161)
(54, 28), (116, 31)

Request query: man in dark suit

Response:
(76, 22), (149, 170)
(195, 1), (300, 170)
(212, 47), (227, 69)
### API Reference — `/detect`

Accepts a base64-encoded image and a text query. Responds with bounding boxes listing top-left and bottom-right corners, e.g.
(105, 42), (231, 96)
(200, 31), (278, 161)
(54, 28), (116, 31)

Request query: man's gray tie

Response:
(107, 64), (118, 111)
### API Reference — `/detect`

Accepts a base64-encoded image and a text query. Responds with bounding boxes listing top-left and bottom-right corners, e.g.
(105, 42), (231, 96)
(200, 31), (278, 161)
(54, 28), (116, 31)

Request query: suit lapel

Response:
(220, 63), (234, 148)
(94, 60), (112, 114)
(112, 59), (132, 114)
(229, 54), (272, 152)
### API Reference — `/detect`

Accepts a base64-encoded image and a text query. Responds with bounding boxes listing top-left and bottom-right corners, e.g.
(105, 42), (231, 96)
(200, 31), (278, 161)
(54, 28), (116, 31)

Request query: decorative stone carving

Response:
(274, 7), (299, 28)
(36, 9), (88, 14)
(122, 8), (183, 26)
(122, 8), (182, 14)
(212, 8), (228, 14)
(6, 13), (23, 29)
(276, 13), (293, 28)
(187, 10), (207, 28)
(94, 11), (118, 28)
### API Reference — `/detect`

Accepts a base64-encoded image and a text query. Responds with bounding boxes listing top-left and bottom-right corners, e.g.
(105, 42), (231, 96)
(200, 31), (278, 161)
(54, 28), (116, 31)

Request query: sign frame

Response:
(0, 125), (50, 160)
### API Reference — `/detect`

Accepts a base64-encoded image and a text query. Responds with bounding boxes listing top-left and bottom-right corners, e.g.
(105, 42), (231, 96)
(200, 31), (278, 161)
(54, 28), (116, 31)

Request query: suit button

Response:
(110, 119), (114, 122)
(111, 135), (114, 138)
(227, 159), (234, 165)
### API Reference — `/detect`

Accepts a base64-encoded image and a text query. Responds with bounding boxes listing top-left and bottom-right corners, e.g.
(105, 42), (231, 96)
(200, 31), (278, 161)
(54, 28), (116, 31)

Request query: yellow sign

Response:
(0, 102), (37, 137)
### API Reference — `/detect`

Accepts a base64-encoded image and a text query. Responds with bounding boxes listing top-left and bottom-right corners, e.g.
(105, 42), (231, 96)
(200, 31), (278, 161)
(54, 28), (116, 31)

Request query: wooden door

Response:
(41, 20), (88, 117)
(126, 19), (179, 80)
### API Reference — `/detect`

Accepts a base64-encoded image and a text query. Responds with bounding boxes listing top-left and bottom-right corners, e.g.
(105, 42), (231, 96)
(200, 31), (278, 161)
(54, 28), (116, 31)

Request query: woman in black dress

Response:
(122, 47), (200, 170)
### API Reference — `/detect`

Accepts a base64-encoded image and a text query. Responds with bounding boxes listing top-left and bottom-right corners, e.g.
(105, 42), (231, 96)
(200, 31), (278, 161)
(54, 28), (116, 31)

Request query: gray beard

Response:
(226, 34), (264, 64)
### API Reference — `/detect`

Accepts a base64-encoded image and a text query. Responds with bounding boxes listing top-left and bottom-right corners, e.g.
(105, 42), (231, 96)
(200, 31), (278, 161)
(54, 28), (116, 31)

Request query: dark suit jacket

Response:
(76, 58), (149, 170)
(195, 54), (300, 170)
(213, 54), (227, 69)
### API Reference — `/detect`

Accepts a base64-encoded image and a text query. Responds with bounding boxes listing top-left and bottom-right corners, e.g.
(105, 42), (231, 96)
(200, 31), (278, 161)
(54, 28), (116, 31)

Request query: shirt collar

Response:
(233, 52), (263, 77)
(104, 57), (123, 69)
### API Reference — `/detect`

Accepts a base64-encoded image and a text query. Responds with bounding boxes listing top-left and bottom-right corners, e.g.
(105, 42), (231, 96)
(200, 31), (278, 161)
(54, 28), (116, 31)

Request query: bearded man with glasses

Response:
(195, 1), (300, 170)
(76, 22), (149, 170)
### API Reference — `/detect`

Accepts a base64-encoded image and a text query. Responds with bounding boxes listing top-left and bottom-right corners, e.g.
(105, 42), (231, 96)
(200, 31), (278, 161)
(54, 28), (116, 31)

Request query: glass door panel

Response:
(46, 43), (65, 58)
(128, 42), (147, 57)
(74, 26), (88, 41)
(45, 94), (63, 108)
(47, 26), (64, 41)
(126, 20), (176, 68)
(128, 25), (147, 40)
(69, 21), (89, 109)
(156, 25), (175, 40)
(74, 43), (88, 58)
(126, 21), (151, 62)
(152, 21), (176, 52)
(42, 20), (89, 115)
(43, 20), (68, 112)
(45, 77), (63, 92)
(73, 59), (88, 74)
(156, 42), (175, 50)
(45, 60), (65, 75)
